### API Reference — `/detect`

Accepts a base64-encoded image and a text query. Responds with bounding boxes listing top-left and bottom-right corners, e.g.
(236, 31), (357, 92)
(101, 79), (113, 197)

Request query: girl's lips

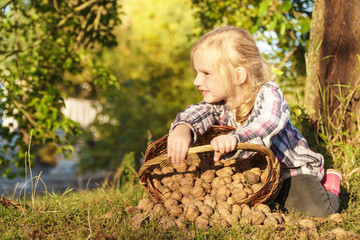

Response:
(200, 89), (209, 95)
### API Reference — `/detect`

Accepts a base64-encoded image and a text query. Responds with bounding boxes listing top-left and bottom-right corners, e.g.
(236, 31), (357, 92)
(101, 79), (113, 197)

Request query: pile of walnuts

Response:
(127, 156), (357, 239)
(133, 157), (278, 228)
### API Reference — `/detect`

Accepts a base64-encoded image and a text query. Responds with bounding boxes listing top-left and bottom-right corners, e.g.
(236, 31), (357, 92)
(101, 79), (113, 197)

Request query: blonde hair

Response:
(191, 26), (275, 124)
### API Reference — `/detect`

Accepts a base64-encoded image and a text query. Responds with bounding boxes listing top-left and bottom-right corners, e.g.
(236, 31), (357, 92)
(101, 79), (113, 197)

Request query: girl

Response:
(166, 26), (341, 217)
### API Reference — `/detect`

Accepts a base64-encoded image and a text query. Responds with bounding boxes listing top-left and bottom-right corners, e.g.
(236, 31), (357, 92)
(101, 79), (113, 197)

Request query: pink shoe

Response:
(322, 169), (342, 196)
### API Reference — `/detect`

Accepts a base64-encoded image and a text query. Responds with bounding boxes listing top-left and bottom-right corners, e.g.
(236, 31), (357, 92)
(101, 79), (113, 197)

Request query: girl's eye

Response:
(204, 72), (210, 75)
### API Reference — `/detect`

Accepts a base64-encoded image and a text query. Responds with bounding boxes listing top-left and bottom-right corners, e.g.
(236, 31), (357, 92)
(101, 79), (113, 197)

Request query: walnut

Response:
(171, 173), (184, 183)
(194, 178), (205, 187)
(160, 187), (172, 199)
(215, 195), (227, 204)
(179, 177), (193, 187)
(264, 213), (280, 227)
(179, 184), (192, 195)
(193, 199), (204, 209)
(181, 194), (195, 205)
(202, 182), (211, 194)
(218, 201), (232, 212)
(223, 176), (232, 185)
(162, 166), (175, 175)
(187, 164), (198, 172)
(174, 216), (187, 229)
(211, 177), (222, 189)
(192, 185), (205, 198)
(260, 171), (269, 183)
(232, 172), (246, 183)
(200, 169), (215, 183)
(232, 204), (242, 216)
(229, 180), (243, 192)
(130, 212), (149, 229)
(203, 196), (217, 209)
(227, 196), (234, 205)
(158, 216), (176, 229)
(173, 161), (188, 172)
(184, 172), (196, 180)
(210, 189), (217, 197)
(231, 190), (248, 202)
(184, 204), (200, 222)
(251, 183), (263, 193)
(249, 167), (261, 176)
(255, 204), (271, 214)
(298, 219), (317, 233)
(198, 204), (213, 217)
(249, 210), (265, 225)
(209, 213), (230, 227)
(137, 197), (154, 211)
(164, 198), (178, 209)
(328, 213), (345, 226)
(225, 214), (239, 226)
(216, 186), (231, 197)
(244, 171), (260, 185)
(161, 176), (172, 186)
(170, 181), (181, 192)
(216, 167), (233, 178)
(195, 214), (209, 228)
(152, 178), (162, 190)
(241, 204), (251, 216)
(168, 205), (183, 217)
(153, 204), (166, 215)
(244, 186), (253, 195)
(217, 205), (231, 220)
(171, 191), (183, 201)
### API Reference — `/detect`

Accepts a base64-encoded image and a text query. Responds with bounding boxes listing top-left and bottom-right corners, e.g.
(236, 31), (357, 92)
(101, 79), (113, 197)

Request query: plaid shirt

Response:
(170, 82), (324, 180)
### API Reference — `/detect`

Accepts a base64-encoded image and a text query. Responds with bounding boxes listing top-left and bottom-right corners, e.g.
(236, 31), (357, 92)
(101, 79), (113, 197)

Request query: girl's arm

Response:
(230, 83), (290, 147)
(169, 101), (223, 143)
(168, 101), (223, 164)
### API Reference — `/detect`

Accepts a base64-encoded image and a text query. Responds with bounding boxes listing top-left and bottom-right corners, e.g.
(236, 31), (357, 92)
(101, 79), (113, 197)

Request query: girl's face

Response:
(192, 48), (228, 104)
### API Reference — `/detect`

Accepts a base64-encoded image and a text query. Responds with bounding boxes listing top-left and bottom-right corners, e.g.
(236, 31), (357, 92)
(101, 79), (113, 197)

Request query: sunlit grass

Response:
(1, 174), (360, 239)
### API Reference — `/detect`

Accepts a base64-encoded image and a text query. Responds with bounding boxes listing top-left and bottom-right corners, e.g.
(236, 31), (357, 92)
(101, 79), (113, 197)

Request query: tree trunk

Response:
(305, 0), (360, 138)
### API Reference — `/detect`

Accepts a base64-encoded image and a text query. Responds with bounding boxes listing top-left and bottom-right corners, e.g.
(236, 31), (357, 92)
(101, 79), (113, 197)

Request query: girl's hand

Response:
(167, 124), (192, 165)
(210, 135), (237, 161)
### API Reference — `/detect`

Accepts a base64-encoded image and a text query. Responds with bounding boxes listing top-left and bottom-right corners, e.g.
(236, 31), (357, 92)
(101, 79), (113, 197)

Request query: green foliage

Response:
(79, 0), (201, 171)
(315, 79), (360, 194)
(0, 0), (121, 177)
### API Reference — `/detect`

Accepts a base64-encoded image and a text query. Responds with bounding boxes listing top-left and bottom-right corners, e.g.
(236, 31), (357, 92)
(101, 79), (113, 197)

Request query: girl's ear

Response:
(235, 67), (247, 85)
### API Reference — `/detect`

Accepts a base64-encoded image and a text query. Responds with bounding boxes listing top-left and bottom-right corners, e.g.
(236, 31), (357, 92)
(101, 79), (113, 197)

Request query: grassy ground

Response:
(0, 178), (359, 239)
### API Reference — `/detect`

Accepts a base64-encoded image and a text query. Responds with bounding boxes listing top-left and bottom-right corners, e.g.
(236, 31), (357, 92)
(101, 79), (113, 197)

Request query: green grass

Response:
(1, 179), (359, 239)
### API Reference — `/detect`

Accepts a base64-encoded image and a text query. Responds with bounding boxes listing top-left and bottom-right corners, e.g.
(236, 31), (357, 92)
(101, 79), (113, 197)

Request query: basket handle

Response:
(138, 142), (275, 180)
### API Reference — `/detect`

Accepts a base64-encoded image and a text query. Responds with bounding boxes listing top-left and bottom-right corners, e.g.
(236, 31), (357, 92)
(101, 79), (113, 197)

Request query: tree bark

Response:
(305, 0), (360, 138)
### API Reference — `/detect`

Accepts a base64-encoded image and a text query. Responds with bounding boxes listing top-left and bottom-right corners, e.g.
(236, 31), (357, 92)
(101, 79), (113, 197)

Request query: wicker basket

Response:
(138, 125), (283, 207)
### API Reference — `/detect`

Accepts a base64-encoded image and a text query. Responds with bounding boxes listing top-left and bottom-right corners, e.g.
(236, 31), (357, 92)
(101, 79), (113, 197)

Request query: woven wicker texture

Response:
(138, 125), (283, 207)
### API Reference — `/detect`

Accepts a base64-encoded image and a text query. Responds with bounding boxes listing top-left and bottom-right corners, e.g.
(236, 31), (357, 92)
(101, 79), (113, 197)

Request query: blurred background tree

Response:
(0, 0), (121, 177)
(78, 0), (201, 172)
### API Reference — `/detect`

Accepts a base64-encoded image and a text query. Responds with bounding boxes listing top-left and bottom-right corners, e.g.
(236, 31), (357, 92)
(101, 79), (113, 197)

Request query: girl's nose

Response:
(193, 74), (202, 86)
